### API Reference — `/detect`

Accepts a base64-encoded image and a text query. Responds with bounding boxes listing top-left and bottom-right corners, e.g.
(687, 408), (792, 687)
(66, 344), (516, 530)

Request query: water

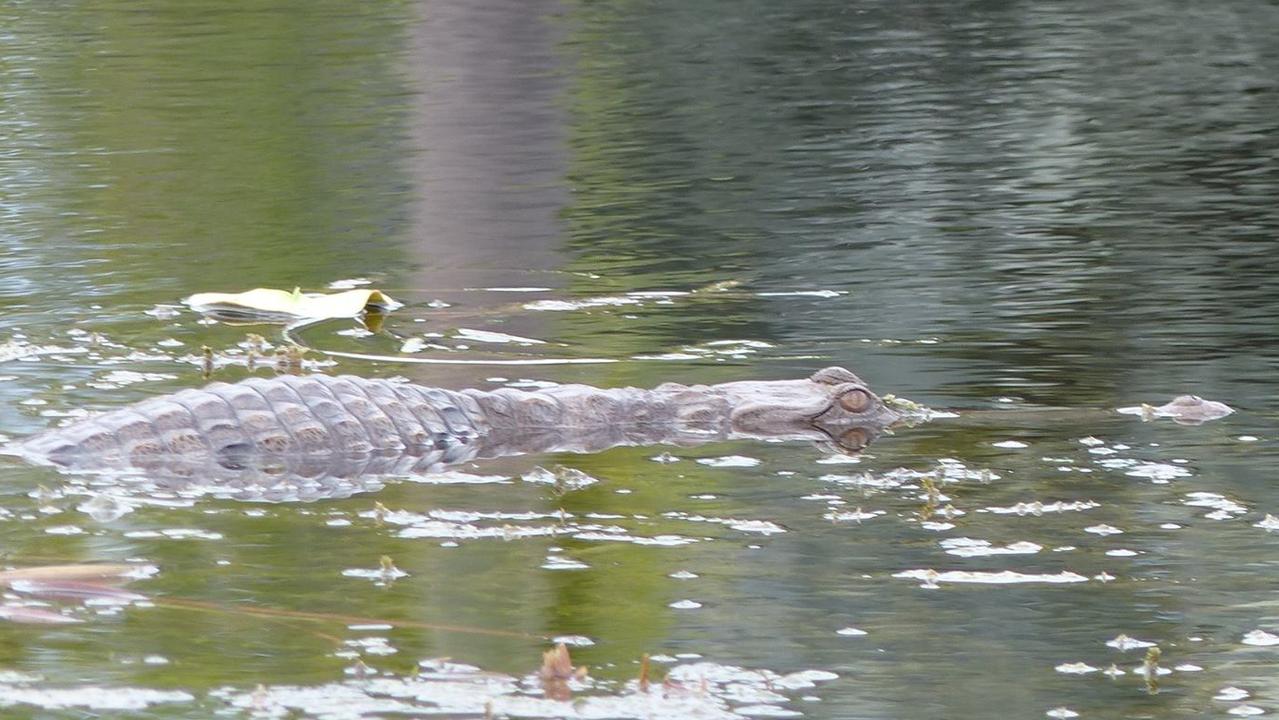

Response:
(2, 0), (1279, 717)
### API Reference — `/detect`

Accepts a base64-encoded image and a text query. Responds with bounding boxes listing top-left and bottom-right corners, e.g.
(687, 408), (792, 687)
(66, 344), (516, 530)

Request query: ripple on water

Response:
(122, 528), (223, 540)
(894, 570), (1089, 586)
(661, 511), (786, 535)
(369, 504), (710, 546)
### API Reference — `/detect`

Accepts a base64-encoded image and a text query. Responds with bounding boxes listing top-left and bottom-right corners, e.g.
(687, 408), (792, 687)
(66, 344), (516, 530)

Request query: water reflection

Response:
(0, 0), (413, 306)
(557, 0), (1279, 411)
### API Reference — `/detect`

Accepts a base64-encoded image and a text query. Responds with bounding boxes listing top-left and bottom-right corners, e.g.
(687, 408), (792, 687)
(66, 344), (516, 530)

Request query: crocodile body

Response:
(7, 367), (899, 501)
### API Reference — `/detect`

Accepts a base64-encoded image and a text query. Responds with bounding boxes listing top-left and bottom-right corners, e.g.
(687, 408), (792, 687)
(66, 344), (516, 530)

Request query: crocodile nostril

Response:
(839, 427), (870, 451)
(837, 388), (873, 413)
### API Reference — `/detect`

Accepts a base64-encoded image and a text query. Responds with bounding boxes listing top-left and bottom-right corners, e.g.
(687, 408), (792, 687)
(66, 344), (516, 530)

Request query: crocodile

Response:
(4, 366), (899, 501)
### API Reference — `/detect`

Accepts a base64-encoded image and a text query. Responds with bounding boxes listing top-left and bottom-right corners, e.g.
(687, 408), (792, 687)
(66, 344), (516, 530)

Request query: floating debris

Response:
(327, 278), (373, 290)
(1054, 662), (1098, 675)
(1183, 492), (1248, 518)
(360, 556), (405, 584)
(1255, 515), (1279, 531)
(0, 685), (194, 711)
(1141, 646), (1162, 676)
(662, 511), (786, 535)
(1117, 395), (1234, 424)
(0, 340), (92, 364)
(122, 528), (223, 541)
(1121, 461), (1193, 483)
(521, 466), (600, 493)
(208, 653), (836, 718)
(696, 456), (762, 469)
(939, 539), (1042, 558)
(85, 370), (177, 390)
(1241, 630), (1279, 646)
(1106, 634), (1156, 651)
(540, 556), (590, 571)
(144, 304), (183, 319)
(539, 643), (589, 700)
(824, 508), (884, 523)
(525, 296), (641, 312)
(984, 500), (1100, 516)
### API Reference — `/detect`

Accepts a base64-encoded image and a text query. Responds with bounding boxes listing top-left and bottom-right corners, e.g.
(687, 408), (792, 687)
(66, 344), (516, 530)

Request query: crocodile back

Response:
(17, 375), (487, 472)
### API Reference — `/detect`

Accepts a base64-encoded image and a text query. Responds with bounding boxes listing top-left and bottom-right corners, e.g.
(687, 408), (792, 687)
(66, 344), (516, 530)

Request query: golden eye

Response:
(839, 427), (869, 451)
(838, 388), (873, 413)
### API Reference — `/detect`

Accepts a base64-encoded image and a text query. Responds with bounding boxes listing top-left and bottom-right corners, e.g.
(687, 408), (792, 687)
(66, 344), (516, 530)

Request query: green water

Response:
(3, 0), (1279, 717)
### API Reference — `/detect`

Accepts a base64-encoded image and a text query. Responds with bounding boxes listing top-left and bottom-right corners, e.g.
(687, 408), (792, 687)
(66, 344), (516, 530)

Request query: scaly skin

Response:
(5, 367), (899, 501)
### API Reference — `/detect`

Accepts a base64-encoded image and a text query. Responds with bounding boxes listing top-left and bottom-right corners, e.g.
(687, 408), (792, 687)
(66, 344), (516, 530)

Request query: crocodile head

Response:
(720, 366), (900, 453)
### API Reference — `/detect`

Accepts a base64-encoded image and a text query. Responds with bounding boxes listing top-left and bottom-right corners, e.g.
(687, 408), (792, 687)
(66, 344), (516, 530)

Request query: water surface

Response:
(2, 0), (1279, 718)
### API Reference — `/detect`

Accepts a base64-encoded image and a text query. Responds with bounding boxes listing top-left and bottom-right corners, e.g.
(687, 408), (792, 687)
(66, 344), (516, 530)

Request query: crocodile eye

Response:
(837, 388), (873, 413)
(839, 427), (870, 451)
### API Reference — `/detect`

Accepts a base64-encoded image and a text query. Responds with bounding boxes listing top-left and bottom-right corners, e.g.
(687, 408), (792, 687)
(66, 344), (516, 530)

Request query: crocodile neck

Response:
(461, 383), (737, 457)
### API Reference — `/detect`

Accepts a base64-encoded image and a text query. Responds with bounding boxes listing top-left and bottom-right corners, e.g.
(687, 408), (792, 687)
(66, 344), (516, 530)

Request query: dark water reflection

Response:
(2, 0), (1279, 717)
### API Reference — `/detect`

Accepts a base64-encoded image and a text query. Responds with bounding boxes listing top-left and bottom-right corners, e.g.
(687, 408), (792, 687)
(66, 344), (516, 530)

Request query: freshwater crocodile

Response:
(4, 367), (898, 501)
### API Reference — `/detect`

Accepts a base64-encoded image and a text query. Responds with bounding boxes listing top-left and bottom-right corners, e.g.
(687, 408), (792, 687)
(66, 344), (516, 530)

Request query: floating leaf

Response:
(184, 288), (400, 323)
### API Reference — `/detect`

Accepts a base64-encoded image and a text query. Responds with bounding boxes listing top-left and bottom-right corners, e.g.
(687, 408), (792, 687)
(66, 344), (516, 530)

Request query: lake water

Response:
(2, 1), (1279, 717)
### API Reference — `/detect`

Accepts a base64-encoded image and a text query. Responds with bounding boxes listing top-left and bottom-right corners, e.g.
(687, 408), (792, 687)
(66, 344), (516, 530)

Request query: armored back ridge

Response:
(6, 368), (900, 501)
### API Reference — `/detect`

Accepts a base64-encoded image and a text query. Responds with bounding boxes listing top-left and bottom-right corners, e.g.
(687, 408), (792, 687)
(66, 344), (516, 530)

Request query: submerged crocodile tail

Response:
(18, 375), (485, 470)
